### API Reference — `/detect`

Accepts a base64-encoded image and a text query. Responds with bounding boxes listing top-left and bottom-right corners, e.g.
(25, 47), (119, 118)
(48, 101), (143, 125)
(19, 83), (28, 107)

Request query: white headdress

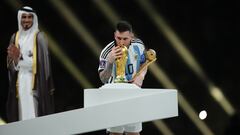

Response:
(17, 6), (39, 34)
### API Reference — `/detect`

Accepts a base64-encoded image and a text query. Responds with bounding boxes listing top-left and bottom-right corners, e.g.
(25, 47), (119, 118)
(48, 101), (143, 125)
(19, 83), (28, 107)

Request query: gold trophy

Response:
(131, 49), (157, 81)
(114, 45), (128, 83)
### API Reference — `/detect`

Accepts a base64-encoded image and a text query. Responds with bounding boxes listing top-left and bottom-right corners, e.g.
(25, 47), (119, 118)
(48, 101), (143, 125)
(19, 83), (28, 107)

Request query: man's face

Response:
(21, 13), (33, 30)
(114, 30), (133, 47)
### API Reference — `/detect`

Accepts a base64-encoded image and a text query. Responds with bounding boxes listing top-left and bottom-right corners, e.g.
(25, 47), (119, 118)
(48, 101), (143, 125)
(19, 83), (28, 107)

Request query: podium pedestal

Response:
(84, 83), (178, 128)
(0, 83), (178, 135)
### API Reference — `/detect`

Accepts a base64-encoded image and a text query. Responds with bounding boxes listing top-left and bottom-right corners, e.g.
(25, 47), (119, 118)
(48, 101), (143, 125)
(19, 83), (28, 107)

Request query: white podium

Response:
(84, 83), (178, 130)
(0, 84), (178, 135)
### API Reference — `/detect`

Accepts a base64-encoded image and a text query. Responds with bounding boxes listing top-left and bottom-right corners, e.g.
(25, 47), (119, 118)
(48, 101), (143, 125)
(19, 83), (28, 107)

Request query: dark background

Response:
(0, 0), (239, 135)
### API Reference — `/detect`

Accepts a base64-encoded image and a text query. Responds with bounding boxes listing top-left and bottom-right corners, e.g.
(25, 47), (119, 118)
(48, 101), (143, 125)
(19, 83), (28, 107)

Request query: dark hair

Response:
(115, 21), (133, 33)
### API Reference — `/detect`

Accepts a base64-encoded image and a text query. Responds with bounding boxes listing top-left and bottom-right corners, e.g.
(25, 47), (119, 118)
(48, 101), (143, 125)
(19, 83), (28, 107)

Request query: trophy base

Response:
(114, 76), (127, 83)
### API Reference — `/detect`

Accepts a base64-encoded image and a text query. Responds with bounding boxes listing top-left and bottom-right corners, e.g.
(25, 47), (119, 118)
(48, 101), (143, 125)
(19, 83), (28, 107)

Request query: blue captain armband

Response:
(140, 54), (146, 64)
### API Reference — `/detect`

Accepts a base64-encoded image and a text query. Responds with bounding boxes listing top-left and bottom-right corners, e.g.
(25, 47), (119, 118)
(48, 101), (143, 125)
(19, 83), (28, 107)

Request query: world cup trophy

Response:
(114, 45), (128, 83)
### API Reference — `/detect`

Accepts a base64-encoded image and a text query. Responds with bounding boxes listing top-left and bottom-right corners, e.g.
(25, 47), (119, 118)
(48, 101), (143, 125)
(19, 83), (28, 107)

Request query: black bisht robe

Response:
(6, 32), (55, 122)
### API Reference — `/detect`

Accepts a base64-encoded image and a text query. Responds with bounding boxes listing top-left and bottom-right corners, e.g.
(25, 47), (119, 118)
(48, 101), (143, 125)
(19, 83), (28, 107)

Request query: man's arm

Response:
(131, 40), (148, 87)
(99, 46), (122, 83)
(37, 32), (50, 70)
(37, 32), (55, 95)
(132, 67), (147, 87)
(99, 61), (113, 83)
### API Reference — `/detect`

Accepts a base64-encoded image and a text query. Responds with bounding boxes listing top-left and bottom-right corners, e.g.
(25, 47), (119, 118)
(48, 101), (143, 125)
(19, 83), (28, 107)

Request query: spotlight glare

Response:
(199, 110), (207, 120)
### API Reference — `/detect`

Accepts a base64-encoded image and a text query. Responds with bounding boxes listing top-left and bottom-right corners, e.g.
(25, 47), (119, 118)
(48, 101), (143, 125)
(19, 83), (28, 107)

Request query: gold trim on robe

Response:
(14, 31), (38, 98)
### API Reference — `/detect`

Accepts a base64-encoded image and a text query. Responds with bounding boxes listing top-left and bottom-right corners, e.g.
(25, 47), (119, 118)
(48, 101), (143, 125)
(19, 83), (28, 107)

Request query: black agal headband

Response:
(19, 7), (36, 13)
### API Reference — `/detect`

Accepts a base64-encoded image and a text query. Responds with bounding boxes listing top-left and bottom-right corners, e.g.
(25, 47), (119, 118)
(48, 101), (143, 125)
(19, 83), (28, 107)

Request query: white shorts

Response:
(107, 122), (142, 133)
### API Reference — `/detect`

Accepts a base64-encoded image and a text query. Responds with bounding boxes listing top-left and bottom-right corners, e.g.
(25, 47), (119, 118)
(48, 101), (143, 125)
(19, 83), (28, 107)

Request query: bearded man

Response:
(6, 6), (55, 122)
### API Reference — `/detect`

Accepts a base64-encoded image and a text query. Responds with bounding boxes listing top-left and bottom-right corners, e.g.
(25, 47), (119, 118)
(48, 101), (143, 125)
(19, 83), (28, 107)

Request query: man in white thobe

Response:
(7, 6), (55, 122)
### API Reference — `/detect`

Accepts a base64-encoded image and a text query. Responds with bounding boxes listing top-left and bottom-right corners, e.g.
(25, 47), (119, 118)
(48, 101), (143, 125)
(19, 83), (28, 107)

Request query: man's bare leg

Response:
(126, 132), (140, 135)
(110, 133), (123, 135)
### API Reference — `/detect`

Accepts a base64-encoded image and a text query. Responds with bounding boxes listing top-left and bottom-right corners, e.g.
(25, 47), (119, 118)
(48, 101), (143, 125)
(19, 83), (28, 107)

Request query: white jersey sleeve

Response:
(131, 38), (146, 65)
(98, 41), (115, 72)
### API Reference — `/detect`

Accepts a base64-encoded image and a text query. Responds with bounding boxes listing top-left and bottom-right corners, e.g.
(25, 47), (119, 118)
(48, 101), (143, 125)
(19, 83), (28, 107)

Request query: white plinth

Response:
(84, 83), (178, 129)
(0, 83), (178, 135)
